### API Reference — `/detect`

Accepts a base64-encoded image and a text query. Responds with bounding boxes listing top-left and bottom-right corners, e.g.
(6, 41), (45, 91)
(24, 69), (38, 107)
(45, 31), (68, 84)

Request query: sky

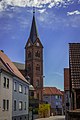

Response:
(0, 0), (80, 90)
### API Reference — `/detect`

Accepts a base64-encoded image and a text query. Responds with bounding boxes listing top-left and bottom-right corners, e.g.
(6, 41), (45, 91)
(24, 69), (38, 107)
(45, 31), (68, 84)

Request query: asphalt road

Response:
(35, 115), (65, 120)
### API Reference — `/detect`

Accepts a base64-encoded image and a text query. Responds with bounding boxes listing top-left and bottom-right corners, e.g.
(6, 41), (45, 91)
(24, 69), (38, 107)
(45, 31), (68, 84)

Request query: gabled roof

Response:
(13, 62), (25, 70)
(0, 50), (29, 84)
(0, 59), (10, 73)
(29, 13), (38, 43)
(43, 87), (63, 96)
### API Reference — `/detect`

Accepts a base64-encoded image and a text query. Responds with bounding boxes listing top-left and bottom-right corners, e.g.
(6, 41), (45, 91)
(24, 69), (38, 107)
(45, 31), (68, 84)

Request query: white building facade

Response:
(0, 69), (13, 120)
(0, 50), (29, 120)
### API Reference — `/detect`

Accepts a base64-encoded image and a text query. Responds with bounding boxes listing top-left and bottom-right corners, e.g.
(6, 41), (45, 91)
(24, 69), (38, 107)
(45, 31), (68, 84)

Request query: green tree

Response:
(38, 104), (50, 118)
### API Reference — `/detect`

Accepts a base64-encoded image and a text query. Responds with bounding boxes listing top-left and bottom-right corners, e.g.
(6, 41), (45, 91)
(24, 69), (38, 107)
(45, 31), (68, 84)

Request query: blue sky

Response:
(0, 0), (80, 90)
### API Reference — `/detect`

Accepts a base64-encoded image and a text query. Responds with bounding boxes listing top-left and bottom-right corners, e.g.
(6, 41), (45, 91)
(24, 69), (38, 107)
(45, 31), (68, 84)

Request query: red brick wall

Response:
(64, 68), (70, 91)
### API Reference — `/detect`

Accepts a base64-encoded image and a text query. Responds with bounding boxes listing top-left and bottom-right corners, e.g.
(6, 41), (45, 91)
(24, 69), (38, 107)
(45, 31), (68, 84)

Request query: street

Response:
(35, 116), (65, 120)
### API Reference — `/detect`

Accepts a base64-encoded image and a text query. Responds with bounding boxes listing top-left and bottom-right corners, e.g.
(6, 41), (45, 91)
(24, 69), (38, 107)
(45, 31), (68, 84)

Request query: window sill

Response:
(19, 91), (23, 93)
(19, 109), (22, 111)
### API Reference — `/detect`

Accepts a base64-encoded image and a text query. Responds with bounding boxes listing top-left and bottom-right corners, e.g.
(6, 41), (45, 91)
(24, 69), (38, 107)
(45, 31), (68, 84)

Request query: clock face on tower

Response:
(36, 42), (39, 46)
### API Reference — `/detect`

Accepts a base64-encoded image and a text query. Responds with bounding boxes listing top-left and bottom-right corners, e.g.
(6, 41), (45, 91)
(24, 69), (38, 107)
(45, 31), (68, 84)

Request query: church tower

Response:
(25, 9), (43, 101)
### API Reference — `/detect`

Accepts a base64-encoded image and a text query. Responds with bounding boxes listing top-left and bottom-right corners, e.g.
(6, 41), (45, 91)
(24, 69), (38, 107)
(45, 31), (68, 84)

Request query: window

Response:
(3, 100), (9, 111)
(45, 96), (48, 99)
(3, 77), (6, 88)
(24, 87), (28, 94)
(3, 99), (6, 110)
(56, 102), (59, 105)
(19, 101), (23, 110)
(60, 96), (61, 99)
(6, 100), (9, 110)
(14, 82), (17, 91)
(3, 77), (9, 88)
(19, 84), (23, 93)
(24, 102), (26, 110)
(7, 78), (9, 88)
(55, 95), (59, 99)
(14, 100), (16, 111)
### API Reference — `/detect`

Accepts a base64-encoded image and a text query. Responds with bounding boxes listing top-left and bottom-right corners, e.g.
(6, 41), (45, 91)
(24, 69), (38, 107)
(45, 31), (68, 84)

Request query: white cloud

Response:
(0, 0), (72, 11)
(0, 1), (7, 11)
(48, 2), (55, 8)
(37, 10), (80, 29)
(38, 8), (46, 13)
(67, 10), (80, 16)
(78, 0), (80, 4)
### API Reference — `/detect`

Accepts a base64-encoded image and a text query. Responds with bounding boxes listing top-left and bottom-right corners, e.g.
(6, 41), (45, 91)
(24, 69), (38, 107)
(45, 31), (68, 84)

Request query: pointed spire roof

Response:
(29, 8), (38, 43)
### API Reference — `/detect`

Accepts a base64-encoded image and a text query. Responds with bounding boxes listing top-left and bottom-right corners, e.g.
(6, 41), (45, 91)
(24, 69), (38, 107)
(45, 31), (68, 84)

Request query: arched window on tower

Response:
(28, 51), (31, 58)
(35, 51), (40, 58)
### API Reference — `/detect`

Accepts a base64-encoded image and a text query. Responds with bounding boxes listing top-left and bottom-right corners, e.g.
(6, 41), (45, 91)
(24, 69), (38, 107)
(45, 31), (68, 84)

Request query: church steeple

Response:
(29, 8), (38, 43)
(25, 8), (43, 101)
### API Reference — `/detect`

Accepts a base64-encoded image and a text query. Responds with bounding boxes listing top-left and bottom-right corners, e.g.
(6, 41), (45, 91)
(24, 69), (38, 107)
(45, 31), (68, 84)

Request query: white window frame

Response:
(19, 101), (23, 110)
(19, 84), (23, 93)
(14, 82), (17, 91)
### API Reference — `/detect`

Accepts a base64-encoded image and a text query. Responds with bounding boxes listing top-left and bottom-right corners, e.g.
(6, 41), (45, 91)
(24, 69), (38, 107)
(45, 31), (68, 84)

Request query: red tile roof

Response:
(0, 60), (10, 73)
(0, 50), (29, 84)
(43, 87), (63, 96)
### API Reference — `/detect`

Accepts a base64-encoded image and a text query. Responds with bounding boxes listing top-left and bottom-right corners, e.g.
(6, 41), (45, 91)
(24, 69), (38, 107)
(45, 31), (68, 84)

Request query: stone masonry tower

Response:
(25, 10), (43, 101)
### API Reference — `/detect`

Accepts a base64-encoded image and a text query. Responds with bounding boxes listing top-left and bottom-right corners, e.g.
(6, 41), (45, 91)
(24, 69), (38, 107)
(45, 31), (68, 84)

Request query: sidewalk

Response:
(35, 115), (65, 120)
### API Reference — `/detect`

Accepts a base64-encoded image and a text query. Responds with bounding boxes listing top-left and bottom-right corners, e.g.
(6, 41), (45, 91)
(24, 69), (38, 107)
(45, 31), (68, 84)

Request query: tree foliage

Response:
(38, 104), (50, 118)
